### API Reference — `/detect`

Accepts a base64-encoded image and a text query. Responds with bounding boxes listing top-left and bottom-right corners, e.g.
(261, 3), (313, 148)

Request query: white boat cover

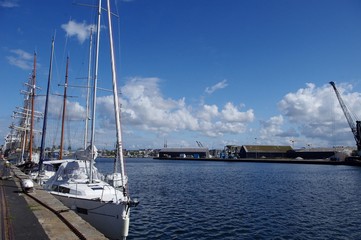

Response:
(52, 160), (103, 182)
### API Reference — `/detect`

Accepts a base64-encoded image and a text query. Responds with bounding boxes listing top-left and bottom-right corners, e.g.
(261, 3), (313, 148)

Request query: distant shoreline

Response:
(153, 157), (361, 166)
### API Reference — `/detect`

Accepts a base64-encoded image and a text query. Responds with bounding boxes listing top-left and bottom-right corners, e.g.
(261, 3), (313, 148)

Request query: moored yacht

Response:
(42, 0), (138, 239)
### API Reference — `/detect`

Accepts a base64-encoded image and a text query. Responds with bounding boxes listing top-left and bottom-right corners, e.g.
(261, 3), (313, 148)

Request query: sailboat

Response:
(43, 0), (138, 239)
(10, 53), (42, 168)
(2, 127), (21, 161)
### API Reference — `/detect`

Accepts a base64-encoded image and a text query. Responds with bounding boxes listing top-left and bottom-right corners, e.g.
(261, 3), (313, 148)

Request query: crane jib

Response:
(329, 81), (361, 152)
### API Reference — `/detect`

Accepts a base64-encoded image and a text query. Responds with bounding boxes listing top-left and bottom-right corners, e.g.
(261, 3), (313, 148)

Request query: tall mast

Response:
(39, 38), (55, 172)
(107, 0), (126, 192)
(20, 95), (30, 163)
(59, 56), (69, 160)
(28, 52), (37, 162)
(89, 0), (102, 182)
(84, 29), (93, 149)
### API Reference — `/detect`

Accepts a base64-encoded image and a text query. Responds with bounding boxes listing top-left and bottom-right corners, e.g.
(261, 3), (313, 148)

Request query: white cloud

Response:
(30, 77), (361, 150)
(278, 83), (329, 122)
(94, 77), (254, 145)
(205, 79), (228, 94)
(24, 93), (88, 149)
(110, 77), (199, 132)
(60, 98), (85, 121)
(61, 20), (96, 44)
(274, 82), (361, 147)
(259, 115), (285, 142)
(9, 72), (361, 150)
(198, 104), (219, 121)
(6, 49), (33, 70)
(221, 102), (254, 122)
(36, 95), (86, 122)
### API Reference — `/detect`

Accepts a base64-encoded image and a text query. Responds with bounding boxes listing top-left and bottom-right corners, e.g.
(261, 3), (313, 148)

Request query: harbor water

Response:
(95, 158), (361, 239)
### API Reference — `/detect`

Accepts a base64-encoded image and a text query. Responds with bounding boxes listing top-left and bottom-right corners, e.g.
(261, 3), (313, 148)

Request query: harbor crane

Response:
(196, 141), (204, 148)
(329, 81), (361, 158)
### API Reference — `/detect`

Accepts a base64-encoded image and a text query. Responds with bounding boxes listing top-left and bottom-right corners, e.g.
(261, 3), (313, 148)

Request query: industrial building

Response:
(238, 145), (293, 159)
(157, 145), (344, 161)
(287, 148), (337, 160)
(226, 145), (339, 160)
(158, 148), (209, 159)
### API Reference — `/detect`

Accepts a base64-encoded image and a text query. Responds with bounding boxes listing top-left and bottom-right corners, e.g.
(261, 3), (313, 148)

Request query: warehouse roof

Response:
(242, 145), (292, 153)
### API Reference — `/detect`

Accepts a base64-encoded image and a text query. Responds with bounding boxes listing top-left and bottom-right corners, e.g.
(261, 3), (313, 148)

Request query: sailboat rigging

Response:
(39, 38), (55, 171)
(43, 1), (138, 239)
(59, 56), (69, 160)
(84, 29), (93, 149)
(28, 53), (36, 162)
(18, 53), (41, 166)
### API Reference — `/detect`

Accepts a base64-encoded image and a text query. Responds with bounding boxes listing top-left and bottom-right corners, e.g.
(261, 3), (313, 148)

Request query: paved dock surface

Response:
(0, 175), (49, 239)
(0, 160), (108, 240)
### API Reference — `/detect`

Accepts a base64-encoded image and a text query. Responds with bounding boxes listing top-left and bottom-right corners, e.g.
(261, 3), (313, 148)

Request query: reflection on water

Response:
(96, 158), (361, 239)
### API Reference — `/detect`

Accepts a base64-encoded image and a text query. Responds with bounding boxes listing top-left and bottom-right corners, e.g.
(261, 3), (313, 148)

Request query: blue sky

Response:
(2, 0), (361, 150)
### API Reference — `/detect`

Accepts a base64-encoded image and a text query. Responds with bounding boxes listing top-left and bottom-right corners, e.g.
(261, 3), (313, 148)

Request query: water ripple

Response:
(96, 159), (361, 239)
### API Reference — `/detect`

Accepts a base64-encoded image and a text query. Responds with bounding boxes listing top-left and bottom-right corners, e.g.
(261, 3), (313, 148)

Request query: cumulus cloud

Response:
(30, 93), (87, 148)
(6, 49), (33, 70)
(98, 77), (199, 132)
(205, 79), (228, 94)
(257, 116), (302, 147)
(27, 71), (361, 150)
(221, 102), (254, 122)
(275, 82), (361, 147)
(198, 105), (219, 122)
(278, 83), (331, 122)
(260, 115), (284, 134)
(36, 77), (361, 149)
(95, 77), (254, 141)
(61, 20), (96, 44)
(33, 77), (361, 149)
(36, 95), (86, 121)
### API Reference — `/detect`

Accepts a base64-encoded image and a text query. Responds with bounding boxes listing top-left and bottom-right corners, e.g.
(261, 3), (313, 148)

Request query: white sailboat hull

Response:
(43, 160), (131, 239)
(50, 192), (130, 239)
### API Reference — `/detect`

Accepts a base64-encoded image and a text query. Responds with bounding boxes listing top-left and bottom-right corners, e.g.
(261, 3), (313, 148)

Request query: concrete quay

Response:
(0, 160), (108, 240)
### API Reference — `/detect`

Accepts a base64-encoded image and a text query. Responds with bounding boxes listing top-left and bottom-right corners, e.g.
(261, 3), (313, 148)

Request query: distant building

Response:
(239, 145), (293, 159)
(288, 148), (336, 160)
(153, 145), (345, 160)
(209, 149), (223, 158)
(158, 148), (209, 159)
(239, 145), (338, 160)
(224, 145), (243, 158)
